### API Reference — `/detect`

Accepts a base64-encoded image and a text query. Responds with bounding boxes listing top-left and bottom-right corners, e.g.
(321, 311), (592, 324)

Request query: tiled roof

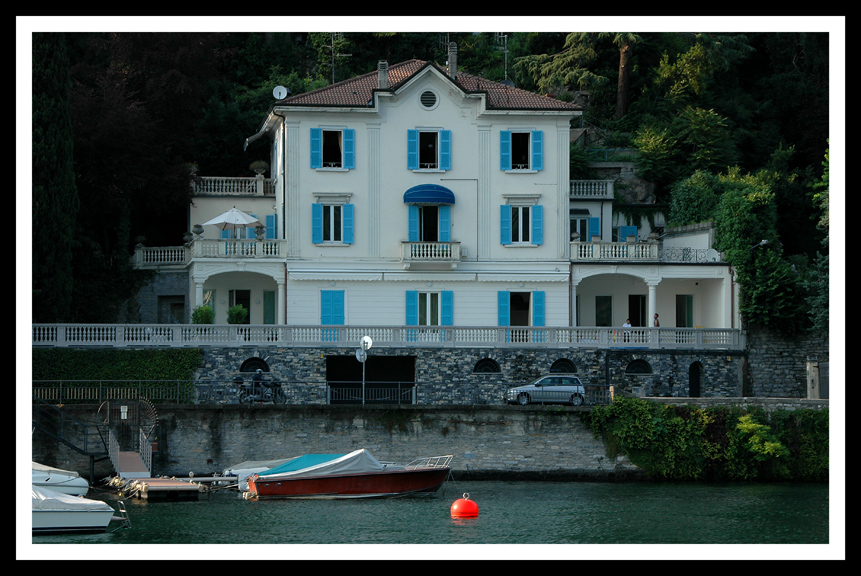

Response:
(277, 59), (581, 112)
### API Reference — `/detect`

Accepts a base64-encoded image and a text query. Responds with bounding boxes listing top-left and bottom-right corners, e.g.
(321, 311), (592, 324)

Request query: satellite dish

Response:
(361, 335), (373, 350)
(500, 79), (515, 88)
(273, 86), (290, 100)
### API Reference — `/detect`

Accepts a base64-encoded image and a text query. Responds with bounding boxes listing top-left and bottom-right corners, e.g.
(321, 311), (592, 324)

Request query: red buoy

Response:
(450, 493), (479, 518)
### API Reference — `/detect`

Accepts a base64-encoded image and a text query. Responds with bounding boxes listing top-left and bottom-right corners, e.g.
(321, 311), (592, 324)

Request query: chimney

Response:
(378, 60), (388, 89)
(448, 42), (457, 79)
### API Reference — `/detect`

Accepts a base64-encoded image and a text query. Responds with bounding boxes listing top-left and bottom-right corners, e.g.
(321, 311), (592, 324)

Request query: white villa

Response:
(114, 44), (739, 350)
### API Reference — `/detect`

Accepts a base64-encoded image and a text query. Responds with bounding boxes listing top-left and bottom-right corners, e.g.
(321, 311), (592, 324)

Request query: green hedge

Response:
(32, 348), (203, 381)
(586, 396), (828, 482)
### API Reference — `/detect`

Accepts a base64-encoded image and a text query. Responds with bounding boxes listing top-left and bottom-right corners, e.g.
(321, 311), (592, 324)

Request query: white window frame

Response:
(418, 292), (441, 326)
(313, 192), (352, 245)
(321, 128), (347, 169)
(418, 129), (442, 170)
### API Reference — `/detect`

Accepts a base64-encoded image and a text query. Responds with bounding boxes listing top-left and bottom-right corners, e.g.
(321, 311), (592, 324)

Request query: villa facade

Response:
(128, 45), (737, 340)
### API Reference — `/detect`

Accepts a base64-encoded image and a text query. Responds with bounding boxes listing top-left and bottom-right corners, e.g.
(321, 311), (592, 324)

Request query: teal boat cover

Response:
(256, 449), (388, 479)
(259, 454), (346, 476)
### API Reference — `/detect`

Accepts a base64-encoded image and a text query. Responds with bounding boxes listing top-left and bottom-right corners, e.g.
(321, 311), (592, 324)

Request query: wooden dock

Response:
(116, 451), (235, 501)
(127, 477), (203, 501)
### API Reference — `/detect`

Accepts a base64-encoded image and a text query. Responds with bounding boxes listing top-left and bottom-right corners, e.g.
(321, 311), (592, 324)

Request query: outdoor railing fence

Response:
(32, 324), (744, 350)
(32, 380), (614, 406)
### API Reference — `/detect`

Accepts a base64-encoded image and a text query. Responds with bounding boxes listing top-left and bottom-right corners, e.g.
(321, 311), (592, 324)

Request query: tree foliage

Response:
(32, 33), (79, 322)
(587, 397), (827, 482)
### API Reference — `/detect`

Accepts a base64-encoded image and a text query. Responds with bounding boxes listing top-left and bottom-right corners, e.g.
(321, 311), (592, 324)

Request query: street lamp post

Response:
(356, 336), (372, 405)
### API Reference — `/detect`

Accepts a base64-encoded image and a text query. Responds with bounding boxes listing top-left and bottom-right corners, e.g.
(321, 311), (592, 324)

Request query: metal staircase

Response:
(32, 397), (158, 482)
(98, 399), (158, 479)
(32, 397), (110, 484)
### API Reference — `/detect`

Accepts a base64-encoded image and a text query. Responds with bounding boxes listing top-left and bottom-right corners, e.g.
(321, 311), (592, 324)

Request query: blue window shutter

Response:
(343, 204), (354, 244)
(343, 129), (355, 169)
(500, 205), (512, 245)
(407, 129), (418, 170)
(310, 128), (322, 168)
(265, 214), (277, 239)
(408, 205), (420, 242)
(321, 290), (333, 324)
(249, 215), (258, 240)
(589, 217), (600, 241)
(500, 130), (511, 170)
(440, 130), (451, 170)
(438, 205), (451, 242)
(333, 291), (344, 324)
(533, 291), (545, 327)
(498, 291), (510, 326)
(322, 290), (345, 325)
(532, 205), (543, 245)
(312, 203), (323, 243)
(221, 228), (230, 239)
(406, 291), (418, 325)
(531, 130), (543, 170)
(620, 225), (637, 241)
(441, 291), (453, 325)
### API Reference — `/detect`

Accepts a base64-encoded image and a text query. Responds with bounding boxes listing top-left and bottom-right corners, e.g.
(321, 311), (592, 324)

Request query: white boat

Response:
(32, 485), (127, 535)
(32, 462), (90, 496)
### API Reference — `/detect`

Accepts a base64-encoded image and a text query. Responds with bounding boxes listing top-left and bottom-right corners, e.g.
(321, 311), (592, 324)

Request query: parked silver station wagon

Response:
(504, 374), (586, 406)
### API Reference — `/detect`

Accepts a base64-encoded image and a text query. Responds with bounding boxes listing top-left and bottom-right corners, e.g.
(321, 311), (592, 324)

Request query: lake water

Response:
(25, 479), (840, 560)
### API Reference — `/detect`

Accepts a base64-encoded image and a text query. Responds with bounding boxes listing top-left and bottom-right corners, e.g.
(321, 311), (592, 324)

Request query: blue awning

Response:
(403, 184), (455, 205)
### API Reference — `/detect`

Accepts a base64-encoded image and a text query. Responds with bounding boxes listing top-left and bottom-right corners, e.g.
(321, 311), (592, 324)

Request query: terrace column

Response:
(646, 279), (660, 324)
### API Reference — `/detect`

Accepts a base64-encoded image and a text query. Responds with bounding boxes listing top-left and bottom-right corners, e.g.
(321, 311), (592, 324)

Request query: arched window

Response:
(473, 358), (501, 373)
(625, 359), (652, 374)
(240, 358), (270, 373)
(550, 359), (576, 373)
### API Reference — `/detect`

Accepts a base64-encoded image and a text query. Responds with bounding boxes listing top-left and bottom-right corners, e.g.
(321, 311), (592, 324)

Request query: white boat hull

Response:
(32, 462), (90, 497)
(32, 508), (117, 534)
(32, 485), (118, 535)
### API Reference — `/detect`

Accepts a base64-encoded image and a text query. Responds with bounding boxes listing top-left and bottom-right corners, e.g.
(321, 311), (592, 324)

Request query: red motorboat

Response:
(245, 449), (453, 499)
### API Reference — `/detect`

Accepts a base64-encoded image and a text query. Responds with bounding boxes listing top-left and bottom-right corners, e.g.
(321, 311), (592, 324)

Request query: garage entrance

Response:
(325, 355), (416, 404)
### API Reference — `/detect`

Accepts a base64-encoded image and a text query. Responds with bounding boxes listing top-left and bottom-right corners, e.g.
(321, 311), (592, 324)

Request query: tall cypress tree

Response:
(32, 33), (79, 322)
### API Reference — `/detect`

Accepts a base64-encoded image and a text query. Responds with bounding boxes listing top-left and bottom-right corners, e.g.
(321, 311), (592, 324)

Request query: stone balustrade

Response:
(32, 323), (745, 350)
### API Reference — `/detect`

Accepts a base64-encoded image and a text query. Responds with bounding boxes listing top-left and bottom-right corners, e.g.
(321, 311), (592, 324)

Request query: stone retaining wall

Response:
(33, 398), (826, 483)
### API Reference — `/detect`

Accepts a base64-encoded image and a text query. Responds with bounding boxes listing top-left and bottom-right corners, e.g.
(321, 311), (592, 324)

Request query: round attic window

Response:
(420, 90), (438, 110)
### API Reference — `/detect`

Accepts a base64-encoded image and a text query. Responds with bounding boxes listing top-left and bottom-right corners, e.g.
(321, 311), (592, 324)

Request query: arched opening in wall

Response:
(550, 358), (577, 373)
(473, 358), (501, 373)
(240, 357), (270, 372)
(689, 361), (703, 397)
(625, 359), (652, 374)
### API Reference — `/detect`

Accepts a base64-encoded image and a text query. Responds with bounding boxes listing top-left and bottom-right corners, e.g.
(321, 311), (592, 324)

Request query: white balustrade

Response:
(32, 324), (744, 350)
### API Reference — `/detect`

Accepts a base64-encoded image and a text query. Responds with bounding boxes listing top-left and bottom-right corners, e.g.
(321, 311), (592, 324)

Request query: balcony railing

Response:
(134, 239), (288, 268)
(570, 180), (614, 199)
(32, 324), (745, 350)
(570, 242), (722, 263)
(400, 241), (461, 267)
(191, 175), (275, 196)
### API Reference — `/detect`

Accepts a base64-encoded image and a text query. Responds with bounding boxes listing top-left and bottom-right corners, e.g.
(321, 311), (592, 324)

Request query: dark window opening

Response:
(322, 130), (343, 167)
(419, 131), (438, 169)
(240, 358), (270, 372)
(626, 359), (653, 374)
(511, 132), (530, 169)
(419, 205), (439, 241)
(473, 358), (501, 373)
(550, 359), (576, 373)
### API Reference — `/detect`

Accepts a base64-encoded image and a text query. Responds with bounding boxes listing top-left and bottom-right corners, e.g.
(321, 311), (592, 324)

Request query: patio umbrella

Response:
(203, 207), (262, 237)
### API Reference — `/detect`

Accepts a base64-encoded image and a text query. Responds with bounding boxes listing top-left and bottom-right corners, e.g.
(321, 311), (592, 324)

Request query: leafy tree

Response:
(667, 170), (720, 226)
(32, 33), (79, 322)
(712, 168), (809, 334)
(805, 147), (829, 336)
